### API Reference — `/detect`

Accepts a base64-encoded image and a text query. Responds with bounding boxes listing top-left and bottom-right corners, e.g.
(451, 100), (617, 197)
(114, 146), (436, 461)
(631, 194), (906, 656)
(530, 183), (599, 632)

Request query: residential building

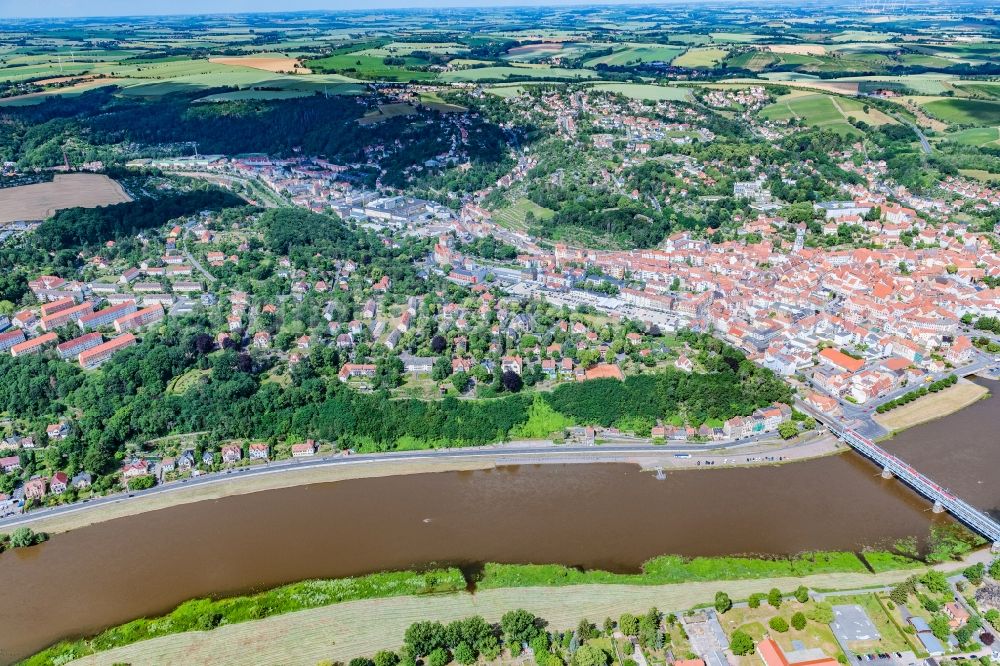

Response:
(79, 333), (137, 369)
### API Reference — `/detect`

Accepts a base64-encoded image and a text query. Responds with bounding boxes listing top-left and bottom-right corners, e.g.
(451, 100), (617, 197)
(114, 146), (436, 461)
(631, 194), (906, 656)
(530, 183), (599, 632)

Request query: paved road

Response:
(891, 112), (931, 154)
(0, 435), (834, 530)
(180, 231), (217, 284)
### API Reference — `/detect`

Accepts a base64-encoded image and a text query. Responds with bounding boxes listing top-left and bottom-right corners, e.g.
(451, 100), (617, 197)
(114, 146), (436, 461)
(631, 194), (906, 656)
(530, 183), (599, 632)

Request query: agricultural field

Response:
(439, 66), (599, 83)
(727, 51), (778, 71)
(209, 55), (311, 74)
(304, 53), (437, 82)
(582, 43), (685, 67)
(503, 42), (567, 62)
(921, 98), (1000, 127)
(672, 47), (728, 68)
(0, 174), (131, 224)
(588, 82), (691, 101)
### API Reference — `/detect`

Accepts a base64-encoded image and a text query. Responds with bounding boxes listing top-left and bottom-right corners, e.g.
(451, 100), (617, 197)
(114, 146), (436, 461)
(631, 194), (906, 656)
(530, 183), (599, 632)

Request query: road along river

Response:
(0, 380), (994, 662)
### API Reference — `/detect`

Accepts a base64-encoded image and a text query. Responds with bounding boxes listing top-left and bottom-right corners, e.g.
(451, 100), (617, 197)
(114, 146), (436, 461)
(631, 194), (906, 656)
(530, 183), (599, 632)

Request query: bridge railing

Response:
(806, 407), (1000, 543)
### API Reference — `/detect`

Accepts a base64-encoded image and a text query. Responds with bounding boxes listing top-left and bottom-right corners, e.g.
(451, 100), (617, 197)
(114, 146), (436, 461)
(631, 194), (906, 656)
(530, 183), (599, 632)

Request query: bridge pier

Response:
(881, 467), (893, 480)
(932, 500), (945, 514)
(993, 541), (1000, 554)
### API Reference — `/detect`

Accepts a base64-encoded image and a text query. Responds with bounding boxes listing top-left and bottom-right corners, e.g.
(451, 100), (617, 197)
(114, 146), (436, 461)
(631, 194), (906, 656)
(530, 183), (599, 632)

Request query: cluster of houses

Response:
(646, 402), (792, 442)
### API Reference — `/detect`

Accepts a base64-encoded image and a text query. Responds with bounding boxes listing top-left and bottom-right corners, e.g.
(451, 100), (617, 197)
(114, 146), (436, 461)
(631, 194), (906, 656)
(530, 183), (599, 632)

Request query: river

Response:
(0, 379), (995, 663)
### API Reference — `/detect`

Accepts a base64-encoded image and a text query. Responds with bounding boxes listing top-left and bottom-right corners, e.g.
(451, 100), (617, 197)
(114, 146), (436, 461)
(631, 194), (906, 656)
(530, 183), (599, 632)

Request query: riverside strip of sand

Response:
(874, 379), (989, 433)
(73, 552), (991, 666)
(9, 434), (843, 536)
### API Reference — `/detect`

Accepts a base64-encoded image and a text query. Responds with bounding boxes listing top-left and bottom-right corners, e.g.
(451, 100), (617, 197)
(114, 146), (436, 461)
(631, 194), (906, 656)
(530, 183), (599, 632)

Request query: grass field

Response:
(874, 380), (989, 432)
(493, 198), (555, 230)
(583, 43), (684, 67)
(589, 82), (691, 101)
(955, 82), (1000, 100)
(483, 84), (544, 98)
(959, 168), (1000, 183)
(760, 92), (895, 134)
(417, 91), (467, 112)
(357, 102), (419, 125)
(672, 47), (728, 68)
(835, 75), (956, 95)
(943, 126), (1000, 147)
(0, 174), (131, 223)
(921, 98), (1000, 127)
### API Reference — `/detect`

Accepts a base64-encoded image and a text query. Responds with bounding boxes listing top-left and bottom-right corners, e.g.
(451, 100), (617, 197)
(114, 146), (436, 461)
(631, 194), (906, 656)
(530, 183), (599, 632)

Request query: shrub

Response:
(715, 591), (733, 614)
(769, 617), (789, 633)
(730, 630), (755, 656)
(791, 612), (807, 631)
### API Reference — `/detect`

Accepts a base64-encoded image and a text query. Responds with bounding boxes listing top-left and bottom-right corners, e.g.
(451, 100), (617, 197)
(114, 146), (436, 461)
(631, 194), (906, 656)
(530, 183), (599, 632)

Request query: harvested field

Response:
(767, 44), (827, 55)
(507, 43), (564, 56)
(874, 380), (989, 432)
(0, 173), (131, 223)
(209, 55), (311, 74)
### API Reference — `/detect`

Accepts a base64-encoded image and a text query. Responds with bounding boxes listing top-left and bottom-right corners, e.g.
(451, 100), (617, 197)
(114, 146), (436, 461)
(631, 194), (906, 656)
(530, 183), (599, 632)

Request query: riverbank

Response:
(874, 379), (989, 433)
(7, 434), (843, 536)
(66, 552), (993, 666)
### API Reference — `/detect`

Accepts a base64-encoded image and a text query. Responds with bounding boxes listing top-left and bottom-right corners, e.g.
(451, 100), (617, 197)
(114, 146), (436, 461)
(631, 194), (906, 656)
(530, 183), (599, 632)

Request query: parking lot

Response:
(832, 604), (880, 642)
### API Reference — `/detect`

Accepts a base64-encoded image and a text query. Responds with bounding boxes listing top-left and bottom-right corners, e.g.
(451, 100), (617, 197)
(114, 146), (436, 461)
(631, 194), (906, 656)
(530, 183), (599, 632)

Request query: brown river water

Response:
(0, 379), (995, 663)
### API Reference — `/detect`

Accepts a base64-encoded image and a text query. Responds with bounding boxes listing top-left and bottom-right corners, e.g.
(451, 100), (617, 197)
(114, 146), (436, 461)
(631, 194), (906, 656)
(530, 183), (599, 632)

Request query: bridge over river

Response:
(805, 405), (1000, 551)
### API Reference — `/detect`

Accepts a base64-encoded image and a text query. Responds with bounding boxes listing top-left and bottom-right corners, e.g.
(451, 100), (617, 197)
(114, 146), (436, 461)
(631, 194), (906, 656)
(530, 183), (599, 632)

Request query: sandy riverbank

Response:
(10, 435), (844, 536)
(874, 379), (989, 433)
(72, 552), (991, 666)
